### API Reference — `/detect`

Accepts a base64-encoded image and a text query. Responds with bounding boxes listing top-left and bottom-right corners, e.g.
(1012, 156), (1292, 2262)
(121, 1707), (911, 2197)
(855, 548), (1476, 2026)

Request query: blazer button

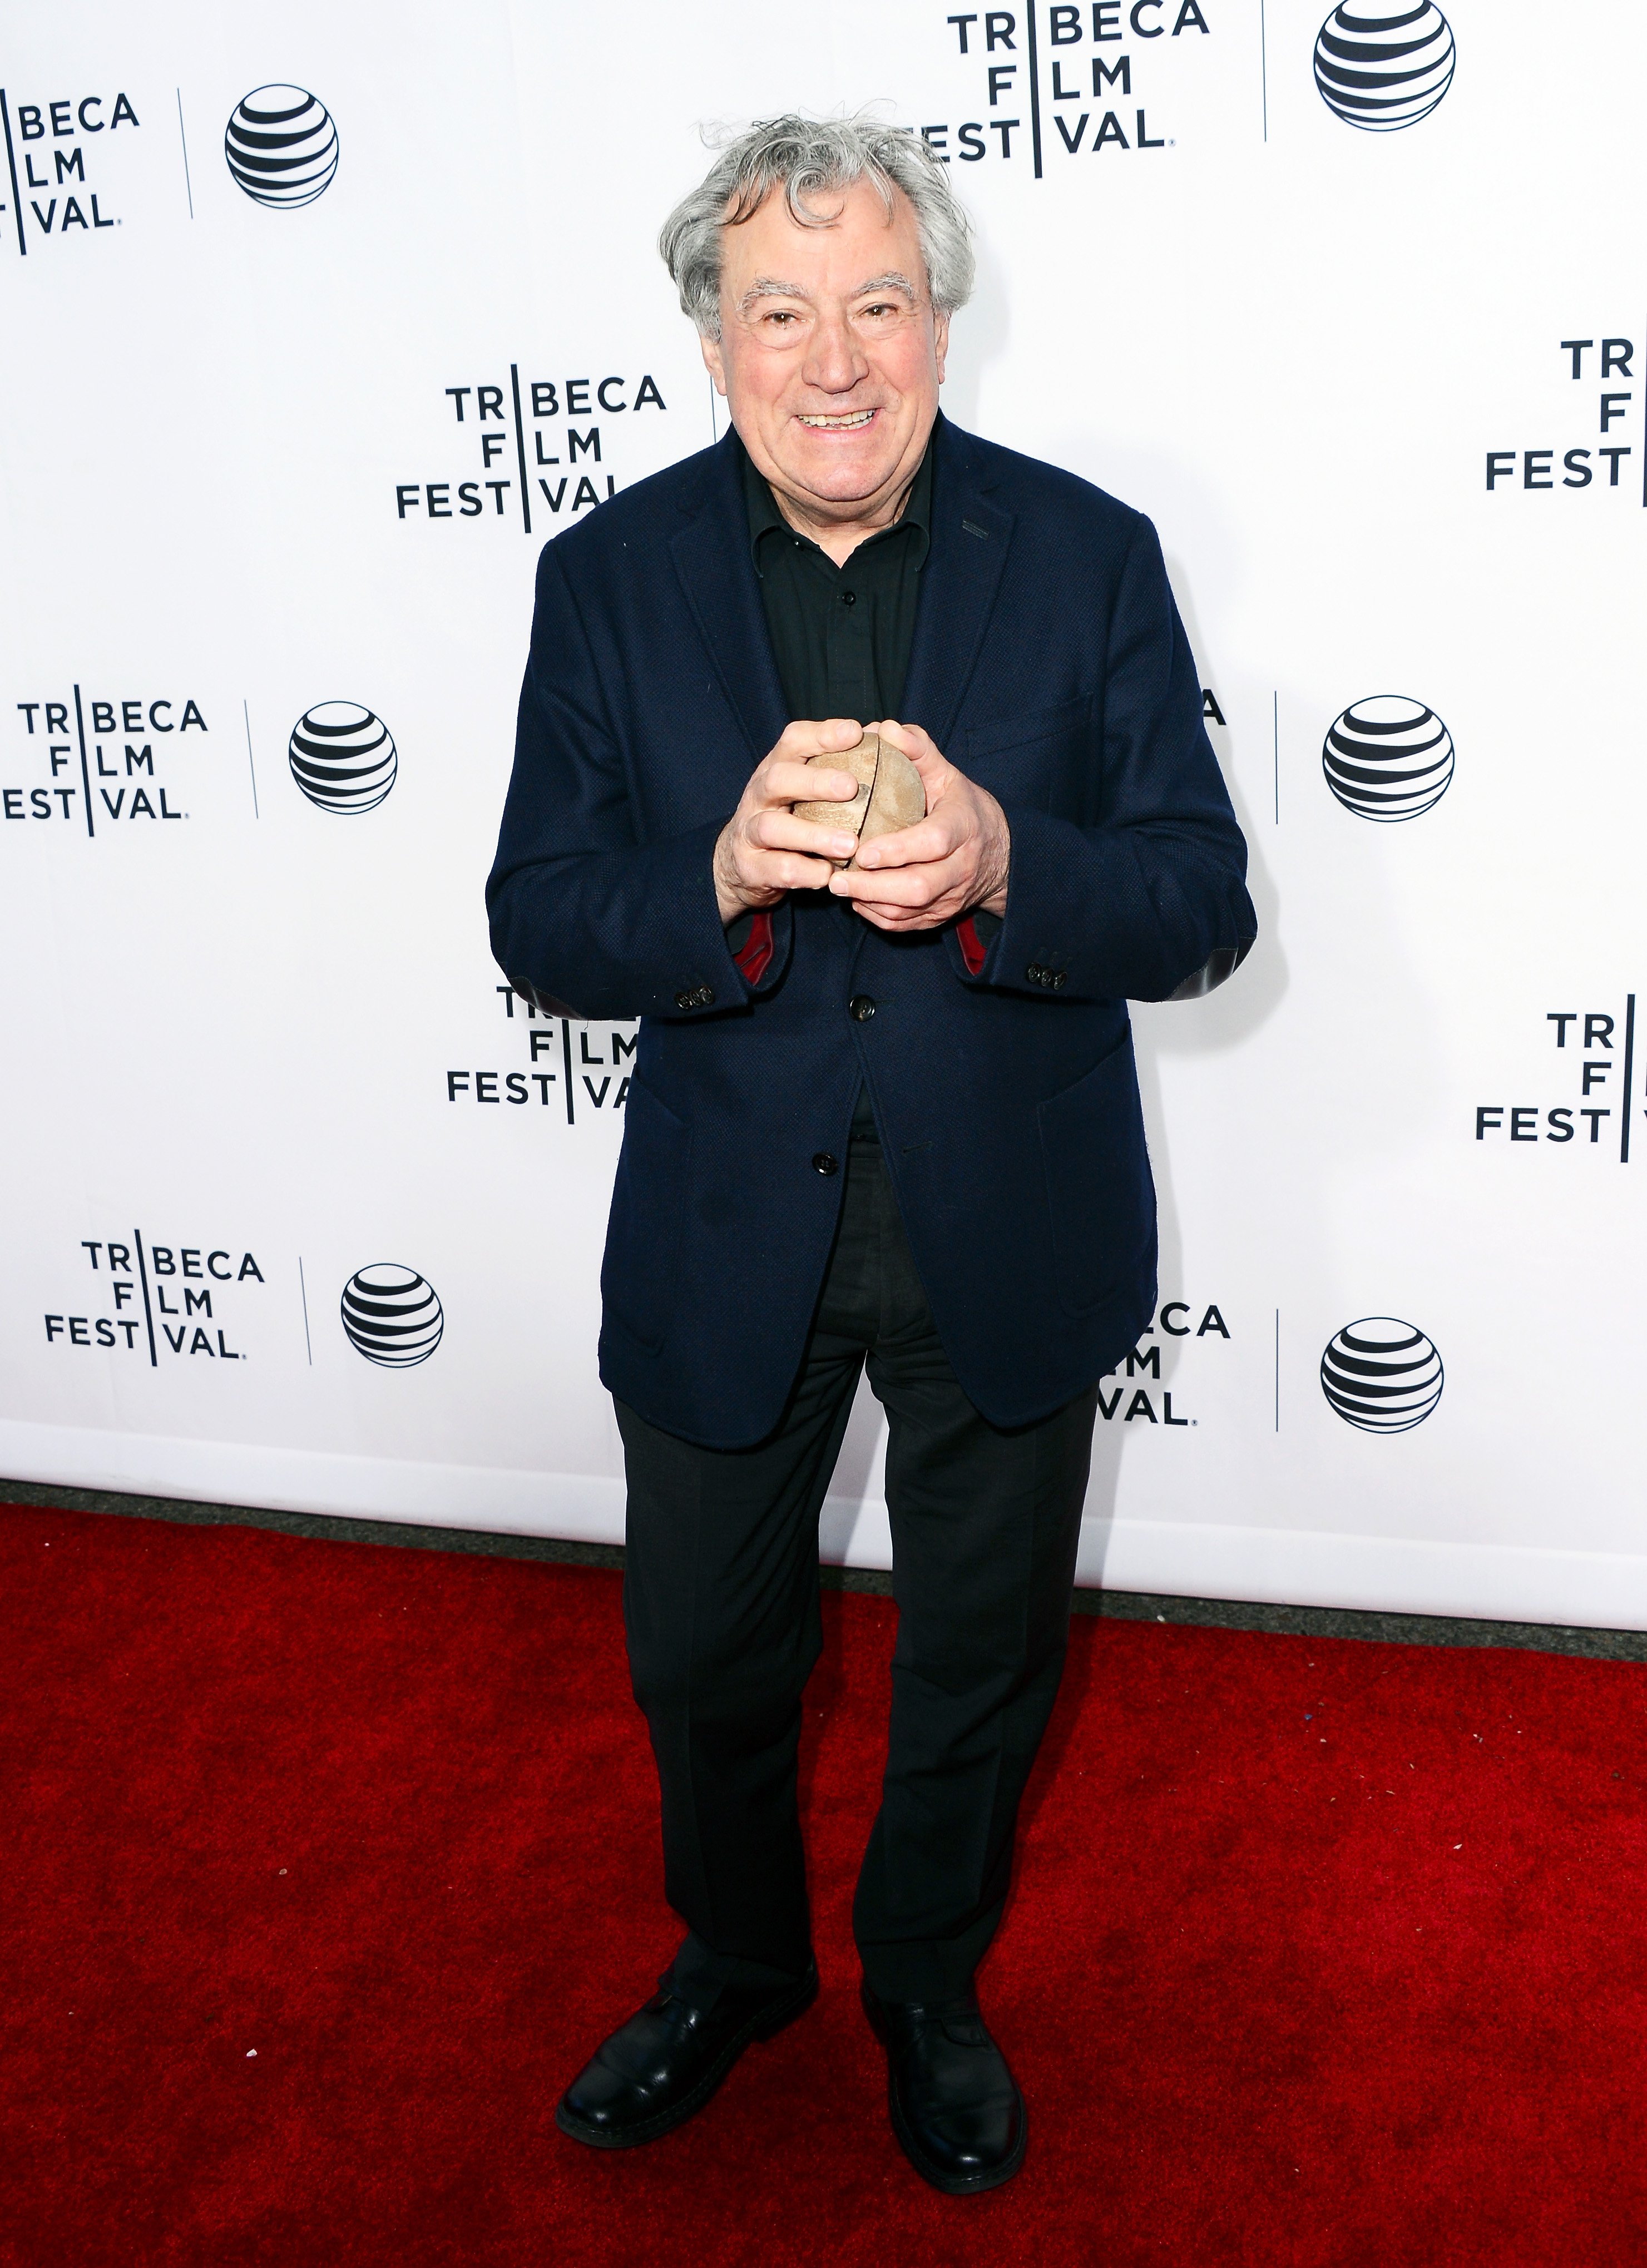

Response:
(695, 985), (715, 1008)
(848, 995), (876, 1022)
(812, 1152), (839, 1176)
(1052, 971), (1067, 990)
(1026, 964), (1046, 986)
(674, 991), (695, 1011)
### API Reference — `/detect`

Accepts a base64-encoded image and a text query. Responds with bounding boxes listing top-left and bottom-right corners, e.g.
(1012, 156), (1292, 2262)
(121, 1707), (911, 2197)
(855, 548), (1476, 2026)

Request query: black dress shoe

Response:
(555, 1961), (818, 2149)
(862, 1980), (1027, 2194)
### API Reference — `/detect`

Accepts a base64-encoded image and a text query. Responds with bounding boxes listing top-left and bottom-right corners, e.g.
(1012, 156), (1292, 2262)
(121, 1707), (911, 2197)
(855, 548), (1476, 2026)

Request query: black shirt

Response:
(743, 437), (932, 726)
(736, 438), (996, 1143)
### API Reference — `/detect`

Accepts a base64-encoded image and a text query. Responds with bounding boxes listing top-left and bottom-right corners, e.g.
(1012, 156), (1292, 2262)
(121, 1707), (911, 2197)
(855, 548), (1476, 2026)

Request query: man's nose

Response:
(803, 312), (868, 394)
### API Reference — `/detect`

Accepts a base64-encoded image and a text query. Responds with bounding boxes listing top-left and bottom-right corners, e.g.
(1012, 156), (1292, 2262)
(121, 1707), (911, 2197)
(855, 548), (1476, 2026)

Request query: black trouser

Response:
(617, 1135), (1100, 2008)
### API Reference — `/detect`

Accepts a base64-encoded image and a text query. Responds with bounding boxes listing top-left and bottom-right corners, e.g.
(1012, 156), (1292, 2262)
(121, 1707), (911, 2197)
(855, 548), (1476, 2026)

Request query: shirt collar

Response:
(742, 432), (933, 575)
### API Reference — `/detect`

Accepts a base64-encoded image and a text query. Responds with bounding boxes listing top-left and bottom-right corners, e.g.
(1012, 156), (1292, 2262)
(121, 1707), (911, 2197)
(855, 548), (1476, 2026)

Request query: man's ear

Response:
(700, 330), (729, 398)
(932, 309), (950, 388)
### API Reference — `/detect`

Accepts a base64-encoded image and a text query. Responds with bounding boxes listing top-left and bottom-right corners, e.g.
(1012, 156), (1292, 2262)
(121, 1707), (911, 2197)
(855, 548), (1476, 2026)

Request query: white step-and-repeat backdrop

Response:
(3, 2), (1643, 1626)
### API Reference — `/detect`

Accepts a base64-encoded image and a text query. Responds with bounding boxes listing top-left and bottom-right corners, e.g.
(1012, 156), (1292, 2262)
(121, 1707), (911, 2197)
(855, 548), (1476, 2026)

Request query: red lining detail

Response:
(733, 910), (775, 988)
(956, 915), (987, 977)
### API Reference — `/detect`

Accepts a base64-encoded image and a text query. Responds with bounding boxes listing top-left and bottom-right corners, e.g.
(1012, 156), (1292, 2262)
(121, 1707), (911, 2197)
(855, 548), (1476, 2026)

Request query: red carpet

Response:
(3, 1503), (1646, 2266)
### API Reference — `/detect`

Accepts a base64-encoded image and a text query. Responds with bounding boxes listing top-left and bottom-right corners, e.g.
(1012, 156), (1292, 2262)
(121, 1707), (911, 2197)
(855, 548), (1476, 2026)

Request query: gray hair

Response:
(659, 112), (975, 339)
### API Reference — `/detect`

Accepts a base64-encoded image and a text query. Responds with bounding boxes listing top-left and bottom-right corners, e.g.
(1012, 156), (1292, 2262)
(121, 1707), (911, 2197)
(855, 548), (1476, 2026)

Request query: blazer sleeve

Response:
(945, 512), (1257, 1004)
(485, 542), (791, 1022)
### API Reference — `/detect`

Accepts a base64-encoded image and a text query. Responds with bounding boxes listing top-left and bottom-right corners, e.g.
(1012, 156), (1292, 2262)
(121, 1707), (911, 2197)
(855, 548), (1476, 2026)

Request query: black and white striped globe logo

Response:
(1314, 6), (1456, 132)
(225, 86), (339, 208)
(1323, 696), (1453, 823)
(288, 702), (397, 815)
(1321, 1318), (1443, 1433)
(340, 1265), (443, 1368)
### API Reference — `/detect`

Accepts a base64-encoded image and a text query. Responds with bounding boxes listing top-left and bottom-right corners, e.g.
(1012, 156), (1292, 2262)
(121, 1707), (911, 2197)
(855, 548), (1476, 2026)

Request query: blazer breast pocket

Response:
(957, 695), (1092, 803)
(601, 1078), (690, 1353)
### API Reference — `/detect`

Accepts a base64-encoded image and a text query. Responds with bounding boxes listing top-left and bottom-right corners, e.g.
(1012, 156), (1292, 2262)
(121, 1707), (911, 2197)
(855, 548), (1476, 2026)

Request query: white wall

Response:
(3, 2), (1643, 1626)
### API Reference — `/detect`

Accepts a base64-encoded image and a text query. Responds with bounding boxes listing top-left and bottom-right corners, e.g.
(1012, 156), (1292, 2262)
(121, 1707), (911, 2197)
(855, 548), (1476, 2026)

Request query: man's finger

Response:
(775, 717), (863, 760)
(830, 854), (963, 909)
(874, 719), (946, 775)
(754, 850), (840, 893)
(748, 810), (861, 859)
(850, 900), (957, 933)
(763, 760), (860, 807)
(853, 814), (964, 870)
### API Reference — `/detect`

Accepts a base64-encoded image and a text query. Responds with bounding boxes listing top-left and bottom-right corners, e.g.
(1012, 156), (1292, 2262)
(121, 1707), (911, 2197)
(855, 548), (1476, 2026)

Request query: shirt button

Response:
(840, 590), (856, 606)
(849, 995), (877, 1022)
(812, 1152), (839, 1176)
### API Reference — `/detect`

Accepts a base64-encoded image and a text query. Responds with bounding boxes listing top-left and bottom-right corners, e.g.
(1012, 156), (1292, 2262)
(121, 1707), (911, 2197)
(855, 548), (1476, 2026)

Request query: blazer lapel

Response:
(670, 433), (790, 767)
(899, 414), (1013, 753)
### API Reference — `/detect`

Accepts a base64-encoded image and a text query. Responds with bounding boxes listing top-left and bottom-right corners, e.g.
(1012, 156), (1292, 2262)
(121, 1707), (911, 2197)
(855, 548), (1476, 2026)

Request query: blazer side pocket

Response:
(961, 694), (1092, 765)
(1036, 1032), (1153, 1316)
(601, 1078), (690, 1353)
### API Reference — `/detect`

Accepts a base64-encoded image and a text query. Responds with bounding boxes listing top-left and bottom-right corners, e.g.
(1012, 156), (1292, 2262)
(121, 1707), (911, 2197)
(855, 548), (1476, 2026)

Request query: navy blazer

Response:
(487, 414), (1255, 1447)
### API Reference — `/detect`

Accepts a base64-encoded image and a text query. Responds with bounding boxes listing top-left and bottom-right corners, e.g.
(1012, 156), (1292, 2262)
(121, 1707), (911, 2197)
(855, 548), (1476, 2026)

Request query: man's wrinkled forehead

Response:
(716, 179), (924, 282)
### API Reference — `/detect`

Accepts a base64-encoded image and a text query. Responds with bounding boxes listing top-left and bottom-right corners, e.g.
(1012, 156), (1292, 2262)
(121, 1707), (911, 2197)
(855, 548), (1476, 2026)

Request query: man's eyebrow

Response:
(738, 276), (813, 311)
(735, 271), (922, 315)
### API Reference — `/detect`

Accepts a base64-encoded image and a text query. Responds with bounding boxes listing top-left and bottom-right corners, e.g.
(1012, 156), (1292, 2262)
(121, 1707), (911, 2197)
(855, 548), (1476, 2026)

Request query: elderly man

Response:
(487, 115), (1254, 2193)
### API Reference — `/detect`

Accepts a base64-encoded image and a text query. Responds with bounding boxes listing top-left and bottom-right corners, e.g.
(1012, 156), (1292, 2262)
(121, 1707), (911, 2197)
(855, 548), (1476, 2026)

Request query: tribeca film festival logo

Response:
(929, 2), (1211, 177)
(0, 79), (337, 257)
(1486, 335), (1647, 506)
(225, 86), (337, 208)
(395, 371), (669, 537)
(46, 1237), (267, 1365)
(1313, 5), (1455, 132)
(1096, 1298), (1229, 1426)
(446, 988), (637, 1125)
(340, 1265), (443, 1368)
(1476, 997), (1640, 1163)
(0, 87), (139, 256)
(288, 703), (397, 814)
(5, 691), (205, 835)
(1320, 1318), (1443, 1432)
(1322, 696), (1453, 822)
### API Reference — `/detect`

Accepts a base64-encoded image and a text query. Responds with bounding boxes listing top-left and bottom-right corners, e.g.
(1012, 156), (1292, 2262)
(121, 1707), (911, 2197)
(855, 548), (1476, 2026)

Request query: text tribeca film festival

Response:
(32, 1220), (1442, 1444)
(35, 1216), (1237, 1430)
(1, 6), (1467, 265)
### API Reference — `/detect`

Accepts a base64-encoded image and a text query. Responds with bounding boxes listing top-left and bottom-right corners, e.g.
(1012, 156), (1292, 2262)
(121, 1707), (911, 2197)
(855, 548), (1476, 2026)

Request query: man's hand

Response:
(713, 718), (865, 925)
(829, 720), (1010, 933)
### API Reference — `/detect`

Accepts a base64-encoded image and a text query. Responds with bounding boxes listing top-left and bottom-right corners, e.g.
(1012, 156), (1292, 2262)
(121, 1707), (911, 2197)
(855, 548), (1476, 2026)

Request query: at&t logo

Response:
(1320, 1317), (1443, 1432)
(288, 702), (397, 814)
(225, 87), (338, 207)
(1313, 6), (1455, 132)
(1323, 696), (1453, 822)
(341, 1265), (443, 1366)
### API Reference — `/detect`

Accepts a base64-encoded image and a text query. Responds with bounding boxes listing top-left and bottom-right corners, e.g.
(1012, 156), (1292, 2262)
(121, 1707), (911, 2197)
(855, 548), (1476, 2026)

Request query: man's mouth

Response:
(795, 409), (878, 429)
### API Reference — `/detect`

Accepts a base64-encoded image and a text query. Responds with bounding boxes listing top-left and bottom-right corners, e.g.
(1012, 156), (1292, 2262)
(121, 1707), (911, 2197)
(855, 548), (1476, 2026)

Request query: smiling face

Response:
(701, 174), (949, 546)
